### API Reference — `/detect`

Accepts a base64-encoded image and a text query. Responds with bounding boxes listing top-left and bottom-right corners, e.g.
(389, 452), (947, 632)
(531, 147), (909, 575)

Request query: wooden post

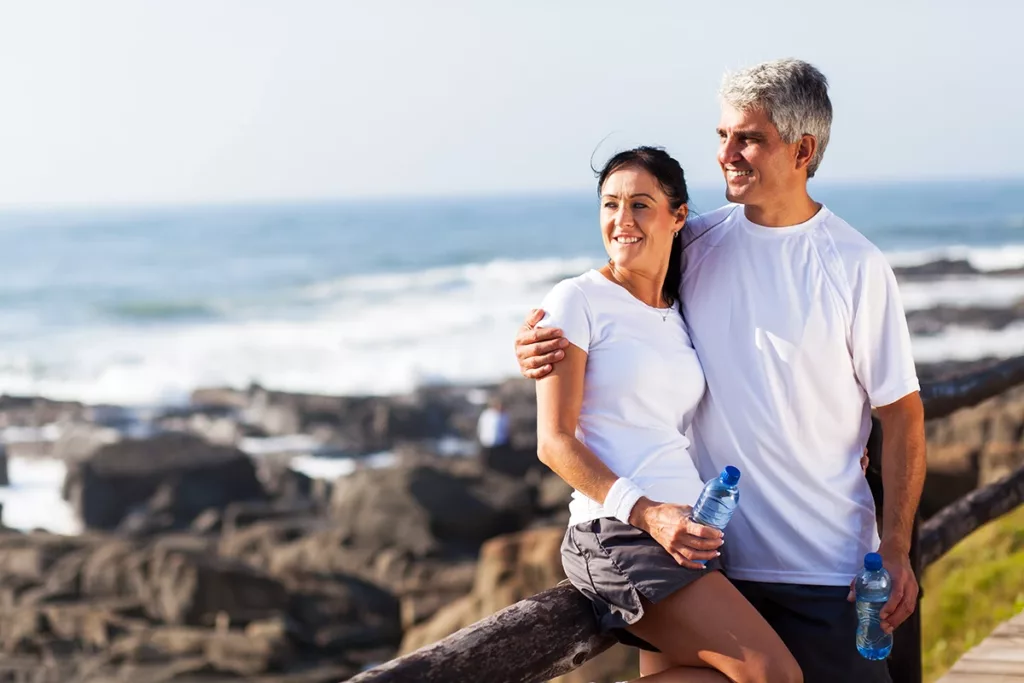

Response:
(867, 416), (923, 683)
(0, 442), (8, 487)
(888, 511), (923, 683)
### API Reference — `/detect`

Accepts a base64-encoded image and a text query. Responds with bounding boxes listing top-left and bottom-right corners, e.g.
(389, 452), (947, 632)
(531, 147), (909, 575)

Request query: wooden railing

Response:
(349, 355), (1024, 683)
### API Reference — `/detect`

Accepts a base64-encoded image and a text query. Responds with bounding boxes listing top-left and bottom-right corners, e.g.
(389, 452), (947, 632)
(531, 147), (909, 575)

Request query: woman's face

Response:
(600, 166), (686, 274)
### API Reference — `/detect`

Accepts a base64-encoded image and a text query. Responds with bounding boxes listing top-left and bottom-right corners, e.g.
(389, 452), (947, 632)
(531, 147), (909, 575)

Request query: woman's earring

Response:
(673, 231), (680, 239)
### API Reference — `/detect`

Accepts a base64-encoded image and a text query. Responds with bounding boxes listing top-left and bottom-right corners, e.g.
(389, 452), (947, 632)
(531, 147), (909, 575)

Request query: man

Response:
(476, 396), (514, 474)
(515, 59), (926, 682)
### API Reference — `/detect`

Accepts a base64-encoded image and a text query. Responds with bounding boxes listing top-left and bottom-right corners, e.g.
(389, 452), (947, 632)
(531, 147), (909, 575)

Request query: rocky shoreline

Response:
(1, 350), (1023, 682)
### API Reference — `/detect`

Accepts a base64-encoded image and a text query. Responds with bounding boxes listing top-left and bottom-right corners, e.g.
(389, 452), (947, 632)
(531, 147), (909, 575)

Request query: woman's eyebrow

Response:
(601, 193), (656, 200)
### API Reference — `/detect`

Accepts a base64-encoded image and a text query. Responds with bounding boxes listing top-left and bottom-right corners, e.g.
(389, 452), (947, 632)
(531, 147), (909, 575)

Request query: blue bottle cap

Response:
(864, 552), (883, 571)
(721, 466), (740, 486)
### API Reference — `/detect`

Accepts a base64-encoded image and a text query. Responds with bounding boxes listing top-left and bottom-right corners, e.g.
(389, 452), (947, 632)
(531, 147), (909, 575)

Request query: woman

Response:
(534, 147), (801, 683)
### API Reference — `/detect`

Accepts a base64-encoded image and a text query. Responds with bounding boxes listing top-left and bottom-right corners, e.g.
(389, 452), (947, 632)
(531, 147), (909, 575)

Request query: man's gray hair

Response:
(720, 59), (833, 178)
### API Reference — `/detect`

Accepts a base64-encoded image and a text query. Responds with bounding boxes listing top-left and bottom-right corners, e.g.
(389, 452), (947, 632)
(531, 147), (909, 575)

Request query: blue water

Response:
(1, 180), (1023, 404)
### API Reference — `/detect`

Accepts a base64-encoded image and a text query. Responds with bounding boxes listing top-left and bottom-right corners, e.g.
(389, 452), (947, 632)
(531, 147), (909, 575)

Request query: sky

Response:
(0, 0), (1020, 207)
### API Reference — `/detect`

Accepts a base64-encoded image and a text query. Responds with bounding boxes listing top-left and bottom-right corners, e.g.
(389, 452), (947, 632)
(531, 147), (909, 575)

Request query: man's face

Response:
(716, 104), (804, 210)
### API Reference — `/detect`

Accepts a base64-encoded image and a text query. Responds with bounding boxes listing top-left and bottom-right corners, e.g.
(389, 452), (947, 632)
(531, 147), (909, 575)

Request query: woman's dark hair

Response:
(595, 146), (689, 311)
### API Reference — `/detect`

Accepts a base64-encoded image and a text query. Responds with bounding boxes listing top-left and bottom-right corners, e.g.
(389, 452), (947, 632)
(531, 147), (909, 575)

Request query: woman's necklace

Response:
(608, 264), (672, 321)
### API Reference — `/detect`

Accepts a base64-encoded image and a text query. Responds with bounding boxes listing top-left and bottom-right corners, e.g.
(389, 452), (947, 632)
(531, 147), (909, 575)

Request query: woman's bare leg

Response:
(639, 650), (728, 681)
(640, 650), (676, 676)
(633, 665), (729, 681)
(626, 571), (802, 683)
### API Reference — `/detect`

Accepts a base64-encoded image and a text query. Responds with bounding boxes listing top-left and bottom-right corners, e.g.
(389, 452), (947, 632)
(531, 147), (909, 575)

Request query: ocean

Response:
(1, 179), (1023, 407)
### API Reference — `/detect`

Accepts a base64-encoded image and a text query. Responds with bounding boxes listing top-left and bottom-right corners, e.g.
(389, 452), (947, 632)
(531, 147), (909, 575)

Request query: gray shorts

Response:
(731, 579), (892, 683)
(560, 517), (721, 651)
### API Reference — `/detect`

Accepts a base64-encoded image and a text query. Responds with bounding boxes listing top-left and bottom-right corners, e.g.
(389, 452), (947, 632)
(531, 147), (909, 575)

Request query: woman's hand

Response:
(629, 498), (724, 570)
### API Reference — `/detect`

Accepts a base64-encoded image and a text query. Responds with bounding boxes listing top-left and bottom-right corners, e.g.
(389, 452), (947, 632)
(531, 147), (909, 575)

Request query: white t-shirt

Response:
(538, 269), (708, 526)
(682, 204), (920, 585)
(477, 408), (510, 447)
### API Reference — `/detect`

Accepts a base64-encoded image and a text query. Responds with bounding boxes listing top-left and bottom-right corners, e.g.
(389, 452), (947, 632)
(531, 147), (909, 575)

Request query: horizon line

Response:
(2, 174), (1023, 214)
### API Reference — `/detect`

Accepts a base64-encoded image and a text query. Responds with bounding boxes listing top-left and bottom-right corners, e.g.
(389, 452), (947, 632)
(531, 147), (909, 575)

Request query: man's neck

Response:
(743, 191), (821, 228)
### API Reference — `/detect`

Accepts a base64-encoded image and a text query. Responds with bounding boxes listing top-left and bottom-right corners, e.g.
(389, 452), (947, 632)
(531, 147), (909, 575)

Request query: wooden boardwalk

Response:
(937, 610), (1024, 682)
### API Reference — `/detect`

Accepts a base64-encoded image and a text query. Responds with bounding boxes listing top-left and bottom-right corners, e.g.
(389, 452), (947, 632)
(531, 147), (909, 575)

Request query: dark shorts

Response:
(731, 579), (892, 683)
(560, 517), (721, 651)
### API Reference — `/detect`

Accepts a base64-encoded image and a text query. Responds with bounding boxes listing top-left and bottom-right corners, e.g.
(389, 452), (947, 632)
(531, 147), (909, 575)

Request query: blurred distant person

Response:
(515, 59), (925, 682)
(477, 397), (513, 471)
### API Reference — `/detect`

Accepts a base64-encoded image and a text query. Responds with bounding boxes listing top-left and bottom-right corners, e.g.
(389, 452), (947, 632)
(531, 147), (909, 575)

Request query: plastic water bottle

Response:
(855, 552), (893, 660)
(691, 466), (741, 530)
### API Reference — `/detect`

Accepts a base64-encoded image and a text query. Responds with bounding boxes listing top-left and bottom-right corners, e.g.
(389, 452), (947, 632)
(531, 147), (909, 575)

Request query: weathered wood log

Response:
(920, 355), (1024, 420)
(919, 462), (1024, 568)
(347, 585), (613, 683)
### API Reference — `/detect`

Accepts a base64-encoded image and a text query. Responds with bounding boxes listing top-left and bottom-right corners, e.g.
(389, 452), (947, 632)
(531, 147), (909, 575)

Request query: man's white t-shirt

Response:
(538, 269), (708, 526)
(682, 204), (919, 585)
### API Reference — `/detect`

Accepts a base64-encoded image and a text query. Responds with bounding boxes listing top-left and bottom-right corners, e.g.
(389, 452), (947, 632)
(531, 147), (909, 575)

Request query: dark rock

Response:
(80, 539), (147, 599)
(189, 508), (223, 535)
(0, 534), (89, 583)
(479, 444), (543, 478)
(906, 301), (1024, 336)
(218, 517), (329, 570)
(39, 598), (143, 651)
(329, 461), (534, 557)
(63, 433), (268, 531)
(221, 500), (317, 535)
(257, 461), (320, 503)
(0, 395), (85, 428)
(400, 526), (565, 653)
(893, 258), (980, 279)
(143, 543), (289, 626)
(283, 572), (401, 653)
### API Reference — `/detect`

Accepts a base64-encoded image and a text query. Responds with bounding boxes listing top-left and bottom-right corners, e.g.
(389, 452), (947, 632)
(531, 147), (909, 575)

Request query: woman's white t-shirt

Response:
(538, 269), (707, 526)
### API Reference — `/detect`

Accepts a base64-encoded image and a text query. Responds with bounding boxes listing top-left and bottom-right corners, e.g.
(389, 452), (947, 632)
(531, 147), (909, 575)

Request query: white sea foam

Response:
(911, 323), (1024, 363)
(898, 276), (1024, 310)
(0, 458), (80, 535)
(288, 451), (398, 480)
(0, 256), (605, 405)
(1, 250), (1023, 407)
(886, 244), (1024, 271)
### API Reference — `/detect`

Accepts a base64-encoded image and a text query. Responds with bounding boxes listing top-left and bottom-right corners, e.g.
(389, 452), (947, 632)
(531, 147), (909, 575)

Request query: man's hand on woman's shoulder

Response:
(515, 309), (569, 379)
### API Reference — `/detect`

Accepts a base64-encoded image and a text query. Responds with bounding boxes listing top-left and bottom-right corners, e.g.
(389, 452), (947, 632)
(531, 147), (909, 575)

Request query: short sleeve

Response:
(850, 250), (920, 407)
(536, 279), (593, 353)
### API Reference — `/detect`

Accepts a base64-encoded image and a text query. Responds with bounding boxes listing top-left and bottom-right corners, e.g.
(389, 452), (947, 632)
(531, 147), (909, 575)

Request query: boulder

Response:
(282, 572), (401, 653)
(0, 395), (85, 428)
(400, 526), (566, 653)
(328, 460), (534, 557)
(63, 433), (268, 531)
(142, 542), (289, 626)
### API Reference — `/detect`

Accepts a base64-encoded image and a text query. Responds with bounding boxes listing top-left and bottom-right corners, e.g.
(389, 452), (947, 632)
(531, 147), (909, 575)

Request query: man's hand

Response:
(629, 498), (723, 570)
(878, 548), (918, 633)
(846, 546), (919, 633)
(514, 309), (569, 380)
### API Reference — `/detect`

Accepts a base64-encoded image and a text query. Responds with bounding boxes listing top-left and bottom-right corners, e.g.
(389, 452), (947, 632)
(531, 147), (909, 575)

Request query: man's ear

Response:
(795, 134), (817, 172)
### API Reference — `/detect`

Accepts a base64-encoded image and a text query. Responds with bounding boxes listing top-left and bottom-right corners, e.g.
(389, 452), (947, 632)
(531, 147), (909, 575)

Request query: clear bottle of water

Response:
(690, 465), (741, 530)
(855, 552), (893, 660)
